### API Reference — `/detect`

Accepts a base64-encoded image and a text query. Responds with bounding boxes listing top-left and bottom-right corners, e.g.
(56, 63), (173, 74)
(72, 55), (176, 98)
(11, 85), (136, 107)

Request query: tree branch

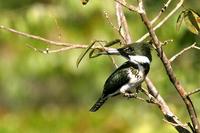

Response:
(114, 0), (141, 13)
(115, 0), (132, 44)
(136, 0), (184, 42)
(0, 25), (119, 54)
(145, 77), (191, 133)
(187, 88), (200, 97)
(169, 42), (200, 63)
(113, 0), (192, 132)
(137, 0), (200, 132)
(0, 25), (75, 47)
(150, 0), (172, 24)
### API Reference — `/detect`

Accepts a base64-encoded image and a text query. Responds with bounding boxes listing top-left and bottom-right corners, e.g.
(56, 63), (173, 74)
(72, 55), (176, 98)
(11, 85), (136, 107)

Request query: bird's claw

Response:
(123, 93), (137, 99)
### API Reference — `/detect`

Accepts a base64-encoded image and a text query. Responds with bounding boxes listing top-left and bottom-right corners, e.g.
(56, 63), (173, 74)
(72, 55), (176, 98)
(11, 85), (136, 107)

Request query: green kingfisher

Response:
(89, 42), (152, 112)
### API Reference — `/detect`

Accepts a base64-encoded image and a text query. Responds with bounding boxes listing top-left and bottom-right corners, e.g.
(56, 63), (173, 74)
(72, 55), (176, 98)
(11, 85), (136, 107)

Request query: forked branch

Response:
(134, 0), (200, 132)
(170, 42), (200, 63)
(0, 25), (118, 54)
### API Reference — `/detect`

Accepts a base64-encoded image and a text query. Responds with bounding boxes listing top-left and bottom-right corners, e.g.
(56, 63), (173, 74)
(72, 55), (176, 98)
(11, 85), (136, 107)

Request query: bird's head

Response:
(117, 42), (152, 64)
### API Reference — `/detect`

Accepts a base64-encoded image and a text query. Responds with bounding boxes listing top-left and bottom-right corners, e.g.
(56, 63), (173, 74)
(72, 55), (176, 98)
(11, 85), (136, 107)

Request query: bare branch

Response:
(160, 39), (173, 47)
(26, 44), (48, 54)
(169, 43), (199, 63)
(145, 77), (191, 133)
(115, 0), (132, 44)
(136, 0), (184, 42)
(151, 0), (172, 24)
(46, 45), (90, 53)
(114, 0), (141, 13)
(112, 1), (193, 132)
(110, 0), (193, 132)
(0, 25), (121, 55)
(137, 0), (200, 132)
(0, 25), (77, 47)
(104, 11), (119, 32)
(140, 87), (157, 104)
(26, 43), (99, 54)
(187, 88), (200, 97)
(129, 94), (153, 103)
(193, 45), (200, 50)
(104, 11), (125, 43)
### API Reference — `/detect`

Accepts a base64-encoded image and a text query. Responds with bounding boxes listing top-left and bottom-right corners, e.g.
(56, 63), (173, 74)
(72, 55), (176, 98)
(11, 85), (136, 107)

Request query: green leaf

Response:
(76, 41), (96, 68)
(176, 11), (185, 32)
(184, 9), (200, 35)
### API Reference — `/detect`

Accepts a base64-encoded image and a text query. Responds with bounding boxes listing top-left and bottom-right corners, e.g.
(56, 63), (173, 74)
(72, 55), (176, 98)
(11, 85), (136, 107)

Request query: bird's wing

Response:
(103, 61), (138, 95)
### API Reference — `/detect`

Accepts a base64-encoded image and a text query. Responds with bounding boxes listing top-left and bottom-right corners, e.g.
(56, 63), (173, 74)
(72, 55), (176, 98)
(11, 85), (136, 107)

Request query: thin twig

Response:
(130, 95), (150, 103)
(151, 0), (172, 24)
(193, 45), (200, 50)
(26, 44), (48, 54)
(104, 11), (119, 32)
(114, 0), (141, 13)
(48, 46), (87, 53)
(169, 43), (199, 62)
(136, 0), (184, 42)
(160, 39), (173, 47)
(104, 11), (125, 43)
(115, 0), (132, 44)
(0, 25), (121, 54)
(0, 25), (75, 47)
(30, 43), (116, 54)
(187, 88), (200, 97)
(140, 87), (157, 104)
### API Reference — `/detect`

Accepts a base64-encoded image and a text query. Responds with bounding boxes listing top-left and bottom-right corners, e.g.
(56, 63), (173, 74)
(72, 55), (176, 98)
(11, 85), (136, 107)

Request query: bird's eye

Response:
(125, 48), (130, 52)
(126, 47), (134, 54)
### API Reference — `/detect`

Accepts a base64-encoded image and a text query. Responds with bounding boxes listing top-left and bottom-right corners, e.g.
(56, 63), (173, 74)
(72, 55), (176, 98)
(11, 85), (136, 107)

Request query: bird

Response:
(89, 42), (152, 112)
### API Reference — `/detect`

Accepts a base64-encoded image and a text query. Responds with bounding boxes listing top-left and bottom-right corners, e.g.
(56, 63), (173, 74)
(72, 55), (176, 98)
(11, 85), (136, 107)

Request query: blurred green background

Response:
(0, 0), (200, 133)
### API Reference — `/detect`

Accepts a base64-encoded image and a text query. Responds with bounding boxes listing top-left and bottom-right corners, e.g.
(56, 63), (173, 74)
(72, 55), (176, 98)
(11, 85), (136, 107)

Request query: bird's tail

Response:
(89, 96), (108, 112)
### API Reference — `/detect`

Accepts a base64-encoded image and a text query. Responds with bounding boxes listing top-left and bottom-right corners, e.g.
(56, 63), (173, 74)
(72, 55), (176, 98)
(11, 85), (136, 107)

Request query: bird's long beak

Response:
(97, 48), (120, 55)
(106, 48), (120, 55)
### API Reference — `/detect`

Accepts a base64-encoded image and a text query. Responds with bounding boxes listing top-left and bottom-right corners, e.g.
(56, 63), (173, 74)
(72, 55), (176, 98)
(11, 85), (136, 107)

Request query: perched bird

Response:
(89, 42), (152, 112)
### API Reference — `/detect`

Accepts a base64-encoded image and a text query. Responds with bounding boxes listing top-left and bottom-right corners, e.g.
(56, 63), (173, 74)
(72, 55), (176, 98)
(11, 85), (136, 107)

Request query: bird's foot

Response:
(123, 92), (137, 99)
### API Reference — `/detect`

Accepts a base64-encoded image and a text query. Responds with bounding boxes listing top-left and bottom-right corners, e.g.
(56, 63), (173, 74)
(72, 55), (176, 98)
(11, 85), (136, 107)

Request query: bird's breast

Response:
(128, 67), (145, 85)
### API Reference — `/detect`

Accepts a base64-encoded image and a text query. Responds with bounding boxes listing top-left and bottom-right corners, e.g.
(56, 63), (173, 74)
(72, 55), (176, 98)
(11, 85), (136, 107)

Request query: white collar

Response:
(128, 55), (150, 64)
